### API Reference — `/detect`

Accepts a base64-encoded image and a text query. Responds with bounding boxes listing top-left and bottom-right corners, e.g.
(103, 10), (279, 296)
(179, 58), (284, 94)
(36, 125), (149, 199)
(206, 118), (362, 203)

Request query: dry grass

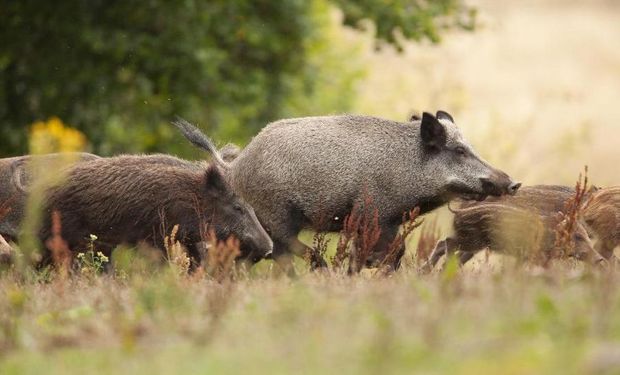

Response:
(45, 211), (71, 278)
(1, 261), (620, 374)
(163, 225), (191, 276)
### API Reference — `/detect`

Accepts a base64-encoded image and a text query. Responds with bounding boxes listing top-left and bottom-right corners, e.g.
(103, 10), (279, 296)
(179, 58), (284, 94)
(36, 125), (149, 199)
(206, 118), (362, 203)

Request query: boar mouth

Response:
(461, 193), (489, 201)
(447, 181), (489, 202)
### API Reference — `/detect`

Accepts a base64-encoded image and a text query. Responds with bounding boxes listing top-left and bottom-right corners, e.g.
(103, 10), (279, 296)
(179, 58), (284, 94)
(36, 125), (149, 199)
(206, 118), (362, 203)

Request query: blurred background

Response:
(1, 0), (619, 187)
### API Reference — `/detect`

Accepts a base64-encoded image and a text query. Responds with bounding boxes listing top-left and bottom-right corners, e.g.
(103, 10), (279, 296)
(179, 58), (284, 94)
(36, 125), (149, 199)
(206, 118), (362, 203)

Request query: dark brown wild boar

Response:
(0, 153), (100, 241)
(583, 186), (620, 259)
(38, 154), (272, 266)
(425, 185), (602, 269)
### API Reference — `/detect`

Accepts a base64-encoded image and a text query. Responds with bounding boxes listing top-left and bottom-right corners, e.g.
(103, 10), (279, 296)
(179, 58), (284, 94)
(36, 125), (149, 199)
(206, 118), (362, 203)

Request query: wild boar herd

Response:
(0, 111), (618, 272)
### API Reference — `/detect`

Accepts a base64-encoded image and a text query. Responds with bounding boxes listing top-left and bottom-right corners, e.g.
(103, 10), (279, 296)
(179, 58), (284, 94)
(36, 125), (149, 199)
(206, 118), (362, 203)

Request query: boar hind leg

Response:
(372, 224), (404, 271)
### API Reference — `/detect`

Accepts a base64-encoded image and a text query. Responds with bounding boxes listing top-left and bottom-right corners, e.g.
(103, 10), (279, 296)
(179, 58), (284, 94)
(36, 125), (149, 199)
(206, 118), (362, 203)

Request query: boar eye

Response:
(455, 147), (467, 156)
(233, 204), (244, 213)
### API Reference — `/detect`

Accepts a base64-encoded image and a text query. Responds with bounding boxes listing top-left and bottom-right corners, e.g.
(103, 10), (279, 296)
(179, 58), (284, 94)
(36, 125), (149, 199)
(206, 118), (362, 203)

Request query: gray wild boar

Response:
(425, 186), (602, 269)
(38, 154), (272, 265)
(583, 186), (620, 259)
(173, 112), (520, 269)
(0, 153), (100, 241)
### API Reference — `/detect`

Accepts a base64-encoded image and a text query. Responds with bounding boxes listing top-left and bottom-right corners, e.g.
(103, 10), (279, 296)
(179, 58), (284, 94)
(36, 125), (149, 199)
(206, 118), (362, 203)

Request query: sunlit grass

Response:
(1, 261), (619, 374)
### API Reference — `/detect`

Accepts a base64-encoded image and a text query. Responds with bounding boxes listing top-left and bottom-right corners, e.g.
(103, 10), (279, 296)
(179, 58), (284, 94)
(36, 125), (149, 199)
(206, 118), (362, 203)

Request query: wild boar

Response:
(38, 154), (273, 265)
(583, 186), (620, 259)
(479, 184), (576, 214)
(0, 153), (100, 241)
(172, 112), (520, 269)
(425, 186), (602, 269)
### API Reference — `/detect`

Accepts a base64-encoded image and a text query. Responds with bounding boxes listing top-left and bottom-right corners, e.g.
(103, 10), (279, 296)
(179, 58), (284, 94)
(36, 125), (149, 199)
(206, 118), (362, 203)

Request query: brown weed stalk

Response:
(203, 229), (241, 282)
(348, 195), (381, 274)
(378, 207), (422, 274)
(553, 166), (589, 264)
(45, 211), (72, 277)
(304, 210), (331, 270)
(307, 231), (330, 270)
(164, 224), (190, 275)
(332, 203), (361, 271)
(331, 193), (382, 274)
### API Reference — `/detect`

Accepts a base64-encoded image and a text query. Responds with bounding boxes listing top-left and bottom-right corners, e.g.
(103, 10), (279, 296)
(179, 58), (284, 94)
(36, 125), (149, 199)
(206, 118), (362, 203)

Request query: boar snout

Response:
(245, 234), (273, 263)
(479, 173), (521, 197)
(263, 239), (274, 258)
(508, 182), (522, 195)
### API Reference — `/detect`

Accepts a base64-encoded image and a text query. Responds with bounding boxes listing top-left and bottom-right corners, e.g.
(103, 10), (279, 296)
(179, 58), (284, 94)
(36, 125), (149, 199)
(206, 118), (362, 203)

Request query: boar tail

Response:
(172, 117), (229, 169)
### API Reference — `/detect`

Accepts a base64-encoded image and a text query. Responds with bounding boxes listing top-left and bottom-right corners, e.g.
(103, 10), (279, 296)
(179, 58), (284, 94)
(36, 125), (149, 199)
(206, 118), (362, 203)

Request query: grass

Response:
(1, 252), (620, 374)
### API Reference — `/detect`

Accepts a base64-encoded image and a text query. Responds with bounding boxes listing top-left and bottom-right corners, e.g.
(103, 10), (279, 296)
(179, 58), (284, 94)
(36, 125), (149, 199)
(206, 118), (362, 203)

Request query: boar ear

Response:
(409, 112), (421, 122)
(11, 161), (30, 193)
(204, 164), (228, 194)
(421, 112), (447, 149)
(436, 110), (454, 124)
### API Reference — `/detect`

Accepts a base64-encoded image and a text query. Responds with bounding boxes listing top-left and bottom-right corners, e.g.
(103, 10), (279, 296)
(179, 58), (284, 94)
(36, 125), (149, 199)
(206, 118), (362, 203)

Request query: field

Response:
(2, 1), (620, 374)
(1, 260), (620, 375)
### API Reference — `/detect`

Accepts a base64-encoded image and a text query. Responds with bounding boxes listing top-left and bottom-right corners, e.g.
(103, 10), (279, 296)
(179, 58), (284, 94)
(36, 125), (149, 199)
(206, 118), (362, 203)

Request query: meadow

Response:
(1, 252), (620, 374)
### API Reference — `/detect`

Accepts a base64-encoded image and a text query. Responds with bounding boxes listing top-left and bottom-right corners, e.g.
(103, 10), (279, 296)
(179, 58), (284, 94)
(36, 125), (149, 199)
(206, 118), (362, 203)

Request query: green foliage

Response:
(334, 0), (476, 47)
(0, 0), (473, 157)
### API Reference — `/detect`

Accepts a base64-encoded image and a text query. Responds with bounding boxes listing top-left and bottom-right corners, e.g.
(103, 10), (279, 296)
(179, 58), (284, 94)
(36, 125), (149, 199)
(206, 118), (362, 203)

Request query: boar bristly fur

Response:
(173, 113), (520, 270)
(0, 153), (100, 241)
(38, 154), (272, 265)
(583, 186), (620, 259)
(426, 185), (602, 269)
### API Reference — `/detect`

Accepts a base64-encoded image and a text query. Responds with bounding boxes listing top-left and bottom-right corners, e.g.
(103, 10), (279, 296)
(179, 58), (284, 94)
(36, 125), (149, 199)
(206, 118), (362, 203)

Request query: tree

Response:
(0, 0), (474, 157)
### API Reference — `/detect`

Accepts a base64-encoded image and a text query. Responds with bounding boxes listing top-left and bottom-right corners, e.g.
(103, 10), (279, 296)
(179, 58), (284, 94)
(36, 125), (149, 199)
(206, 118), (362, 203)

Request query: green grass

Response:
(1, 259), (619, 375)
